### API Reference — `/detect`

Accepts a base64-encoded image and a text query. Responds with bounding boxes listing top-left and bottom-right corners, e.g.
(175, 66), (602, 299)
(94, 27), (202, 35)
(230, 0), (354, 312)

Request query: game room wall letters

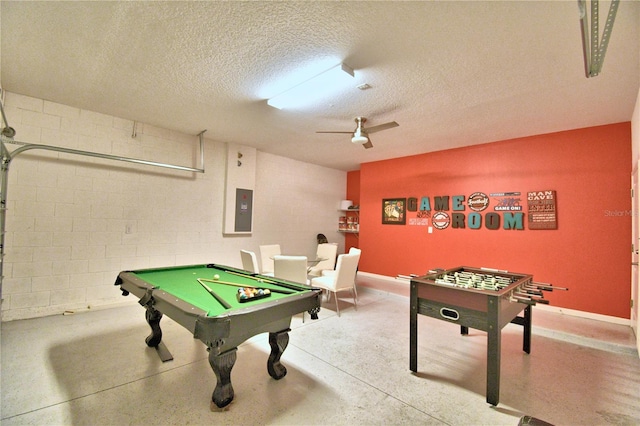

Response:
(387, 190), (557, 231)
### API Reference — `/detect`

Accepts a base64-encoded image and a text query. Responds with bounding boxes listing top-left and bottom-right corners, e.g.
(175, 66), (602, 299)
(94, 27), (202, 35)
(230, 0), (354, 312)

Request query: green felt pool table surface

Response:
(129, 264), (310, 316)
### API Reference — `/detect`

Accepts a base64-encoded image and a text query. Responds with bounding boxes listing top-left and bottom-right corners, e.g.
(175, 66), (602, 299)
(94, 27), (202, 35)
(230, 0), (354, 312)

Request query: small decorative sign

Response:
(491, 192), (523, 211)
(527, 190), (557, 229)
(468, 192), (490, 212)
(432, 211), (451, 230)
(382, 198), (406, 225)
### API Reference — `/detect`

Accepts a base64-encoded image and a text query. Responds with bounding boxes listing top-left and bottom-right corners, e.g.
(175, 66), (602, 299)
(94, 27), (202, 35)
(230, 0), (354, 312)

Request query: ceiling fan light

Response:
(351, 135), (369, 145)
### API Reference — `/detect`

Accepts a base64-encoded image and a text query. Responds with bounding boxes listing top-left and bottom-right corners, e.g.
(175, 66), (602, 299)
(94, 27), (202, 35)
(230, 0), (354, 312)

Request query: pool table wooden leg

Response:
(141, 304), (173, 362)
(267, 329), (290, 379)
(144, 307), (163, 348)
(209, 348), (237, 408)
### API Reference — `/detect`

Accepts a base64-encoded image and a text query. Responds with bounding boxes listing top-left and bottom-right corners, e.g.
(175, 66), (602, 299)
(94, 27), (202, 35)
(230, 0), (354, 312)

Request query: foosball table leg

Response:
(486, 298), (501, 406)
(409, 283), (418, 372)
(486, 325), (501, 406)
(523, 305), (532, 354)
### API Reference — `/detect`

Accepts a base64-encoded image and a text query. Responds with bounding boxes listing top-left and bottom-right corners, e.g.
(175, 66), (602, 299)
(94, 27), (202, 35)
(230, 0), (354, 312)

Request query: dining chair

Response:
(273, 255), (309, 284)
(274, 254), (311, 322)
(346, 247), (361, 299)
(321, 247), (361, 299)
(311, 253), (359, 316)
(240, 249), (260, 273)
(259, 244), (281, 276)
(308, 243), (338, 277)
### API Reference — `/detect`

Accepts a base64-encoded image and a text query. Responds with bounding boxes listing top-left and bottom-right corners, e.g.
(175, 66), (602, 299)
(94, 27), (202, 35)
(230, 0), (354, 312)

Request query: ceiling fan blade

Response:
(362, 139), (373, 149)
(316, 131), (353, 134)
(364, 121), (399, 134)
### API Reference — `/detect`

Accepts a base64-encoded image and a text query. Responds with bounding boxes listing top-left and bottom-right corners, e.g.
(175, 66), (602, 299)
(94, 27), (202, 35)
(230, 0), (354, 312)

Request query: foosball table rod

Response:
(514, 292), (550, 304)
(531, 282), (569, 292)
(521, 286), (544, 296)
(511, 295), (538, 305)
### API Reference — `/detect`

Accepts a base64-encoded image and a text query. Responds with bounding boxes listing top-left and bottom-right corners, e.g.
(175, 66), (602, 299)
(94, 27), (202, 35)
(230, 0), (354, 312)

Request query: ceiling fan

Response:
(316, 117), (399, 149)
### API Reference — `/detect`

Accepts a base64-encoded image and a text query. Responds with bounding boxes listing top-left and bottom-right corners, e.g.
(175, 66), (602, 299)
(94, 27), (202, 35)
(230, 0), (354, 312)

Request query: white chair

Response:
(240, 249), (260, 273)
(321, 247), (361, 299)
(273, 254), (310, 322)
(311, 253), (359, 316)
(259, 244), (281, 276)
(346, 247), (361, 299)
(348, 246), (361, 261)
(273, 255), (309, 284)
(308, 243), (338, 277)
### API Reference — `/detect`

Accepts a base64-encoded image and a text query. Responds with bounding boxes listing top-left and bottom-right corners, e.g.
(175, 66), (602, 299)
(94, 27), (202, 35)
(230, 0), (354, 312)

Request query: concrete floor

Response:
(1, 275), (639, 425)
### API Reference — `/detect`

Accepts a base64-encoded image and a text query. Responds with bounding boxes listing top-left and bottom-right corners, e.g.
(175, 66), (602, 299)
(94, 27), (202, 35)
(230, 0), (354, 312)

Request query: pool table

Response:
(114, 263), (322, 409)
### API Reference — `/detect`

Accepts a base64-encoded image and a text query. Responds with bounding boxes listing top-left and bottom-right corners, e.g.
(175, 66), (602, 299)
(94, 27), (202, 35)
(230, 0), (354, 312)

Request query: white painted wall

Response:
(0, 92), (346, 320)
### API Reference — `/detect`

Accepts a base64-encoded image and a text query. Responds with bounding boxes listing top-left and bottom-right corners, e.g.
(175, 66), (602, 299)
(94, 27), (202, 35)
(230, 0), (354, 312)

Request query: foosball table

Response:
(409, 266), (567, 406)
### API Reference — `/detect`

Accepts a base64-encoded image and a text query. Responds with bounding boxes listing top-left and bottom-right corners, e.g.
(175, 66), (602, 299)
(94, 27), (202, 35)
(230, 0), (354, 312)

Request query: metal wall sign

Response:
(527, 190), (558, 230)
(393, 189), (557, 231)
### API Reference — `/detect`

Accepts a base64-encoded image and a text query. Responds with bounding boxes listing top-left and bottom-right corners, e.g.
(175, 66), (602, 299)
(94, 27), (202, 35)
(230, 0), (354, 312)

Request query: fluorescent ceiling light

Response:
(267, 63), (354, 110)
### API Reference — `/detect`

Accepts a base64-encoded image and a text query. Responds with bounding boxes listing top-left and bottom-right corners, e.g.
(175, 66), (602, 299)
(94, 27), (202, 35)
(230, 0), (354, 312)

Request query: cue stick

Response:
(197, 279), (232, 309)
(224, 270), (280, 283)
(224, 270), (309, 291)
(198, 278), (294, 294)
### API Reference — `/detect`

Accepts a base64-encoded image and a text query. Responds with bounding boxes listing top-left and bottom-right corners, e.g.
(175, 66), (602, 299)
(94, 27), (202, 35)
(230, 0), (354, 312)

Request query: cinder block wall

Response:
(1, 92), (345, 320)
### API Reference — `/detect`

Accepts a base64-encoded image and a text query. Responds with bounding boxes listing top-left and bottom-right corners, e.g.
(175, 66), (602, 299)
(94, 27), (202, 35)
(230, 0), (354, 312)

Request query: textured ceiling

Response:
(1, 1), (639, 171)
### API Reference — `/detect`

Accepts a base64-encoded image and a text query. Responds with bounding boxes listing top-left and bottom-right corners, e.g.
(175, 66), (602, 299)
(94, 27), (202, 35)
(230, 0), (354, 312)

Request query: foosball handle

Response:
(511, 296), (536, 305)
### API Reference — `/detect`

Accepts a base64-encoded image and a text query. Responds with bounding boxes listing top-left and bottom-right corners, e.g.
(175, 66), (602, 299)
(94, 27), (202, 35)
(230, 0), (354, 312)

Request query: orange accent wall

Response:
(348, 123), (632, 318)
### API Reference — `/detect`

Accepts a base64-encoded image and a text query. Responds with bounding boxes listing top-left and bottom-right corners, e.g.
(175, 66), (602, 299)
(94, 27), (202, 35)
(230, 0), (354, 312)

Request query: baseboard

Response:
(1, 299), (137, 322)
(533, 303), (630, 326)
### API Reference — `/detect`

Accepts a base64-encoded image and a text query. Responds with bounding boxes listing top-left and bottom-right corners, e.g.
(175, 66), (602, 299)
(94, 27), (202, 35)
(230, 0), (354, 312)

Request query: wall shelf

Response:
(338, 208), (359, 235)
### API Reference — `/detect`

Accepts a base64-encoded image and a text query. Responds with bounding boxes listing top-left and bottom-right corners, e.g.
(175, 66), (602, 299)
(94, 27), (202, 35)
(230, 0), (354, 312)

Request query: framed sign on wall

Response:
(527, 190), (557, 230)
(382, 198), (406, 225)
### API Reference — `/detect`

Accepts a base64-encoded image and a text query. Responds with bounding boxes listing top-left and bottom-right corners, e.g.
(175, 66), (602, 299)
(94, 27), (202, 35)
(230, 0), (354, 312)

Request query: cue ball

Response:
(213, 274), (220, 280)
